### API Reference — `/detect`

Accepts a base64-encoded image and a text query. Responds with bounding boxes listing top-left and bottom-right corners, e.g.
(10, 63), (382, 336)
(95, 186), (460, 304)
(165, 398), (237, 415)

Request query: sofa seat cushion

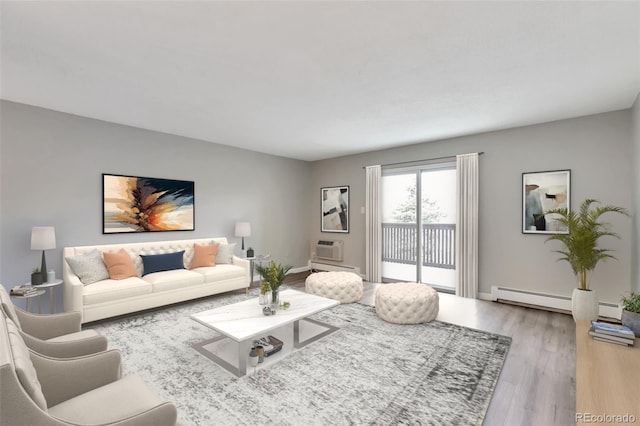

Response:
(47, 329), (101, 343)
(48, 374), (177, 426)
(192, 264), (245, 283)
(83, 278), (151, 305)
(143, 269), (204, 292)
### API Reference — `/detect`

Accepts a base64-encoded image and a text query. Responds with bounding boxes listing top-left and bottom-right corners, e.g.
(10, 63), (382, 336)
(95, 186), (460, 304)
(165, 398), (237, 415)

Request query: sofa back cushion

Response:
(64, 238), (232, 278)
(189, 243), (220, 269)
(5, 318), (48, 410)
(103, 249), (138, 280)
(65, 249), (110, 285)
(215, 243), (236, 264)
(140, 251), (185, 276)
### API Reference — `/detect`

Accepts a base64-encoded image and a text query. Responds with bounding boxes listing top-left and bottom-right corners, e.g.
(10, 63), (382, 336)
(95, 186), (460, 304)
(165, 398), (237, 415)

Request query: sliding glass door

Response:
(381, 163), (456, 289)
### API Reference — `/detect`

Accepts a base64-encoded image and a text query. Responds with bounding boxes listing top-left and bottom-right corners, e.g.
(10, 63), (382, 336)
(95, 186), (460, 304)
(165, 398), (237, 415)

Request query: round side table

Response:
(10, 289), (46, 313)
(24, 278), (63, 314)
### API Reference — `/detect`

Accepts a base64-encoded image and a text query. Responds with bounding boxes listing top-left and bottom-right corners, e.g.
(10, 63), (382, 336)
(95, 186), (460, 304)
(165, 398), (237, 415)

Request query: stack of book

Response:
(10, 285), (39, 296)
(589, 320), (636, 346)
(252, 335), (284, 357)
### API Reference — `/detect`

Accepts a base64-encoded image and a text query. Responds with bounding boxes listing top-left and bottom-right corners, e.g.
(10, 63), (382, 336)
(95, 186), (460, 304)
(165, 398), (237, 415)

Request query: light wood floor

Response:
(281, 274), (577, 426)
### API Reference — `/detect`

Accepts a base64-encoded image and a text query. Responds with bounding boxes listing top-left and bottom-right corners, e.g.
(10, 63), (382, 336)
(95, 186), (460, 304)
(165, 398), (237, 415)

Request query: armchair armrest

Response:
(62, 255), (85, 317)
(16, 309), (82, 340)
(30, 348), (122, 407)
(21, 329), (108, 358)
(232, 256), (250, 287)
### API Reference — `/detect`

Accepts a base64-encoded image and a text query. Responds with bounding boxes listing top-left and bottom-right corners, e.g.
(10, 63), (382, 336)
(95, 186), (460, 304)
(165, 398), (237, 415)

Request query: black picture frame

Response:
(321, 186), (349, 233)
(522, 169), (570, 234)
(103, 173), (195, 234)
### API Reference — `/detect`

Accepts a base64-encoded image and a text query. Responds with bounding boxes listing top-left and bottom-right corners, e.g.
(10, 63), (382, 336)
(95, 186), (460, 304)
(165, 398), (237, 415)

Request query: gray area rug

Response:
(88, 289), (511, 425)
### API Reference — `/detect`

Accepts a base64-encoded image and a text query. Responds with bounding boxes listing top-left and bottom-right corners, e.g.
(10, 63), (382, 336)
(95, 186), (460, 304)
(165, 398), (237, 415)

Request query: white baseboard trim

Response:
(290, 266), (310, 274)
(490, 285), (622, 319)
(308, 260), (363, 277)
(478, 292), (492, 301)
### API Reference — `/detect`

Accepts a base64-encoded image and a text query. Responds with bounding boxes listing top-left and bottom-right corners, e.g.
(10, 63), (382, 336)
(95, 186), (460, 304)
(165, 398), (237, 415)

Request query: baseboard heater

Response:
(308, 260), (361, 276)
(491, 286), (622, 320)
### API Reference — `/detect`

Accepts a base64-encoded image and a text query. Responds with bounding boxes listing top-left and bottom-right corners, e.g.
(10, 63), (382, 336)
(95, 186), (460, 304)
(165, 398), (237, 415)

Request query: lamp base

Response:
(40, 251), (48, 283)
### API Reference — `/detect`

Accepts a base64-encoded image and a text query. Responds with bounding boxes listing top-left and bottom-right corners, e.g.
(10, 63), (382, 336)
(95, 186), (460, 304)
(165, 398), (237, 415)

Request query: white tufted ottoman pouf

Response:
(375, 283), (439, 324)
(305, 271), (363, 304)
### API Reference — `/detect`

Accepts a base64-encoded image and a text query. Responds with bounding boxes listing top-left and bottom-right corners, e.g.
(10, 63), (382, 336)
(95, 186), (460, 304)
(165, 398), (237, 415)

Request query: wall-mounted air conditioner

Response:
(315, 240), (343, 262)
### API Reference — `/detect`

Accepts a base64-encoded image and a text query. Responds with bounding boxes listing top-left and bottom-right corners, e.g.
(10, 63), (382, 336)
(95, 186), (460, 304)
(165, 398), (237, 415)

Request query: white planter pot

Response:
(571, 288), (599, 322)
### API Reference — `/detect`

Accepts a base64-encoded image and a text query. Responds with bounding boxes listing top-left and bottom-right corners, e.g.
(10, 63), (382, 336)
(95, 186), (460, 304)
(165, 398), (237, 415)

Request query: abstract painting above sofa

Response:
(102, 173), (195, 233)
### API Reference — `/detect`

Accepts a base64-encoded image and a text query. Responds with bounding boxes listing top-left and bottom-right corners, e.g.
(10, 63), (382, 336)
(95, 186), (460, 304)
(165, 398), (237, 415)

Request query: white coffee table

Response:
(191, 289), (339, 377)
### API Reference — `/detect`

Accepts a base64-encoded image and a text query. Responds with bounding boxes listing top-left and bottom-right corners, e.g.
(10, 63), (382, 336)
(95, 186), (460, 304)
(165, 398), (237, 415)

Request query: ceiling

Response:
(1, 1), (639, 161)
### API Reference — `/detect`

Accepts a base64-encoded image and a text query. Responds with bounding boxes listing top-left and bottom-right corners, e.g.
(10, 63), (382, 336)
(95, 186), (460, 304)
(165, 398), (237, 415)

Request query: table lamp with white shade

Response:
(235, 222), (251, 258)
(31, 226), (56, 283)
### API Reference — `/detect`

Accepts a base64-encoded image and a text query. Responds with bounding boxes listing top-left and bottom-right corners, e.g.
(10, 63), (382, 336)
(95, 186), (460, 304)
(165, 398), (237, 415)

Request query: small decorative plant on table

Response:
(620, 292), (640, 336)
(255, 260), (292, 311)
(31, 268), (43, 286)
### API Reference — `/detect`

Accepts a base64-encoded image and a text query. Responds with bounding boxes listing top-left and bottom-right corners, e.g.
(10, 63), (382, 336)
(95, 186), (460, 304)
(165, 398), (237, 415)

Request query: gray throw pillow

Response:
(65, 249), (110, 285)
(215, 243), (236, 264)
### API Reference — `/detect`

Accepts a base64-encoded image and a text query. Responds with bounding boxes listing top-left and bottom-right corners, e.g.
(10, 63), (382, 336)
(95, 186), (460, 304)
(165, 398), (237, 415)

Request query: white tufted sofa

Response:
(63, 238), (249, 323)
(375, 283), (439, 324)
(305, 271), (363, 303)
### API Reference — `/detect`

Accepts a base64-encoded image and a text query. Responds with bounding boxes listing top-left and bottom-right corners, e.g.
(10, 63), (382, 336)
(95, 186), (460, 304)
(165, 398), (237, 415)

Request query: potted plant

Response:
(255, 261), (292, 310)
(620, 292), (640, 336)
(31, 268), (43, 286)
(544, 199), (629, 321)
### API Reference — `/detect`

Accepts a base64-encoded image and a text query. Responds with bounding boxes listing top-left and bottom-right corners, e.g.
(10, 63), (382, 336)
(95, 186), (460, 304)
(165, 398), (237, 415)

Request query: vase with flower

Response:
(255, 260), (292, 311)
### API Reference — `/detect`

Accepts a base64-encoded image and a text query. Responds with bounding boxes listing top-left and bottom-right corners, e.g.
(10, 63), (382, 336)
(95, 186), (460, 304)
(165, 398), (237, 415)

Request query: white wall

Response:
(311, 110), (633, 304)
(0, 101), (312, 310)
(632, 93), (640, 294)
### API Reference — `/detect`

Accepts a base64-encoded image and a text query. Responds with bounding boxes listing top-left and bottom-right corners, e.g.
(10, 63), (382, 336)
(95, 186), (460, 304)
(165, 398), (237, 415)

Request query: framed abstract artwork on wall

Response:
(103, 173), (195, 233)
(321, 186), (349, 233)
(522, 170), (570, 234)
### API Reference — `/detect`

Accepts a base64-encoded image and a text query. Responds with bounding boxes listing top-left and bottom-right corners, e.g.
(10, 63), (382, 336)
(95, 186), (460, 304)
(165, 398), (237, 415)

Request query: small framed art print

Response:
(522, 170), (570, 234)
(321, 186), (349, 233)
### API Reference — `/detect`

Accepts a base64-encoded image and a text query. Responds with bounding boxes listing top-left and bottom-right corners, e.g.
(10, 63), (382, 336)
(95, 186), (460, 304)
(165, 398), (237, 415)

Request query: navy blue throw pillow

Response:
(140, 251), (185, 276)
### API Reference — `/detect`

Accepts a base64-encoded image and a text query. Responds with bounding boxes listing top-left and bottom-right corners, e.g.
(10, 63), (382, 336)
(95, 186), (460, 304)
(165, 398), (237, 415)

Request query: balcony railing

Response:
(382, 222), (456, 269)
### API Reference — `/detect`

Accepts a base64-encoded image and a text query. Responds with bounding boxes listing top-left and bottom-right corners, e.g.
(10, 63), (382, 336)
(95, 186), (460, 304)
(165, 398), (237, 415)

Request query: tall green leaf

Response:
(544, 199), (628, 290)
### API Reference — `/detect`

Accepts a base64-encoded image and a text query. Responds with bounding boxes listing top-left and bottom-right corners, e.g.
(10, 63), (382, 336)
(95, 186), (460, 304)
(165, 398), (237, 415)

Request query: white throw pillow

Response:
(215, 243), (236, 264)
(65, 249), (110, 285)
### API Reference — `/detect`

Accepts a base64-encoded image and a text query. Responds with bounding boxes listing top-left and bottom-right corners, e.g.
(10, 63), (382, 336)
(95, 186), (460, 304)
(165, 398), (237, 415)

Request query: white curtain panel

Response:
(455, 153), (479, 298)
(365, 165), (382, 283)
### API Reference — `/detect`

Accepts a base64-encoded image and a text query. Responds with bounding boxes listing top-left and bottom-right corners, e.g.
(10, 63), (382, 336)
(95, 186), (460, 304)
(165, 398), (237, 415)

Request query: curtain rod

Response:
(363, 152), (484, 169)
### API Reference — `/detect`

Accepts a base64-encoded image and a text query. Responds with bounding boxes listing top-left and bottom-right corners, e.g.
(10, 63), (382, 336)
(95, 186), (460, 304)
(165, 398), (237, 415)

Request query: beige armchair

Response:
(1, 312), (178, 426)
(0, 285), (108, 357)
